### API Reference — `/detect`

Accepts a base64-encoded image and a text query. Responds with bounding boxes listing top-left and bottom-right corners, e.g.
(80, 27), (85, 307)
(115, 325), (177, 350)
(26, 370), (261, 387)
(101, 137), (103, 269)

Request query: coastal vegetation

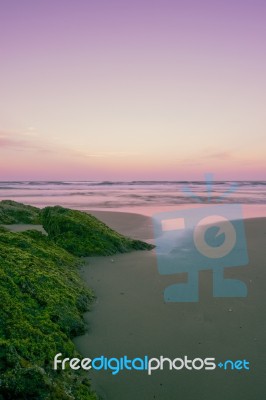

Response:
(41, 205), (154, 256)
(0, 201), (153, 399)
(0, 200), (41, 224)
(0, 227), (97, 399)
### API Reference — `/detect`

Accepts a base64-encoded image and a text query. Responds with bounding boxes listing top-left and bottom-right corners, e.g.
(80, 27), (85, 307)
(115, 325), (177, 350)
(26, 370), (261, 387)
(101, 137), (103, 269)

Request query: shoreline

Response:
(2, 206), (266, 399)
(5, 207), (266, 235)
(0, 202), (150, 399)
(87, 204), (266, 220)
(73, 211), (266, 400)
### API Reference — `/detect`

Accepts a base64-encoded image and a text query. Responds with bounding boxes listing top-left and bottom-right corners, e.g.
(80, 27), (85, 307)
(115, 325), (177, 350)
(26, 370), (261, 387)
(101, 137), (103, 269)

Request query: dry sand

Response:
(73, 211), (266, 400)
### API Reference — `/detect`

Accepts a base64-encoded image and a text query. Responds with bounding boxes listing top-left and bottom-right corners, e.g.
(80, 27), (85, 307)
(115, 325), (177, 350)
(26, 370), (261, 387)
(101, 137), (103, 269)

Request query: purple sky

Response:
(1, 0), (266, 180)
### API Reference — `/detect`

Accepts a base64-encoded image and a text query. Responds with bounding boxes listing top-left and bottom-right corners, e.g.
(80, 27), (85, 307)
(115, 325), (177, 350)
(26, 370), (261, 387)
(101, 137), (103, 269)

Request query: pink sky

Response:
(0, 0), (265, 180)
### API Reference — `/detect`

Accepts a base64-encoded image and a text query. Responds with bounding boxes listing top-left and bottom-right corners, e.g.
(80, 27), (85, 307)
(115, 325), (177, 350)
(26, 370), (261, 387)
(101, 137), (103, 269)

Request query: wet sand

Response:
(2, 224), (47, 234)
(74, 212), (266, 400)
(3, 211), (266, 399)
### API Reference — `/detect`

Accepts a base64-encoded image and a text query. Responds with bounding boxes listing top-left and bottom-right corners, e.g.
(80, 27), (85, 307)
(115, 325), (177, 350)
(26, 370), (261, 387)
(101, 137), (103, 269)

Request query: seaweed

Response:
(41, 206), (154, 256)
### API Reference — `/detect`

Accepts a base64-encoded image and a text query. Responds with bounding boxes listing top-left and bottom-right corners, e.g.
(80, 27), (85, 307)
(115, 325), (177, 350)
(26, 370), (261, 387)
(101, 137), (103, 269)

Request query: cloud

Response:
(67, 148), (143, 160)
(0, 133), (27, 148)
(203, 150), (233, 160)
(0, 130), (139, 162)
(0, 130), (60, 154)
(179, 148), (235, 166)
(0, 131), (42, 150)
(83, 151), (142, 158)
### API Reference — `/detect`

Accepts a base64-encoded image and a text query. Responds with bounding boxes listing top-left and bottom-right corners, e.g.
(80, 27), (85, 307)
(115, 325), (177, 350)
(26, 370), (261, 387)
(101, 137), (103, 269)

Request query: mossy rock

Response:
(0, 200), (41, 224)
(0, 228), (97, 399)
(0, 201), (154, 399)
(41, 206), (154, 256)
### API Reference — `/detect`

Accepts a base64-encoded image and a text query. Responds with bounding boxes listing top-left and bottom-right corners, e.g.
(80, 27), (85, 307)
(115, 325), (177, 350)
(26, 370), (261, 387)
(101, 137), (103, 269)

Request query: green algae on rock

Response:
(0, 227), (97, 400)
(0, 200), (41, 224)
(41, 206), (154, 256)
(0, 201), (154, 399)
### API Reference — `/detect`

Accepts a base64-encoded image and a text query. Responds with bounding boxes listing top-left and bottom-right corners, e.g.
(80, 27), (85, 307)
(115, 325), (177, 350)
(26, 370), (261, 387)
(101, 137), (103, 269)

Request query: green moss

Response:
(0, 200), (41, 224)
(41, 206), (154, 256)
(0, 201), (154, 399)
(0, 228), (97, 399)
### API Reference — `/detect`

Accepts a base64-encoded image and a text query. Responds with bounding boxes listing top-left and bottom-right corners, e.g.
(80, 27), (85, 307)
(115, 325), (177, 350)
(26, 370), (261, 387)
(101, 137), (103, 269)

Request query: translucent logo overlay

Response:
(152, 177), (249, 302)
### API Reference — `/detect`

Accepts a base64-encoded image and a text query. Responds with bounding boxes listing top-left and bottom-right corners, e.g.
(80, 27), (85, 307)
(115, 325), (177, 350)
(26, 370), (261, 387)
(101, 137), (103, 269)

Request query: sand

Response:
(3, 211), (266, 399)
(73, 211), (266, 400)
(2, 224), (47, 234)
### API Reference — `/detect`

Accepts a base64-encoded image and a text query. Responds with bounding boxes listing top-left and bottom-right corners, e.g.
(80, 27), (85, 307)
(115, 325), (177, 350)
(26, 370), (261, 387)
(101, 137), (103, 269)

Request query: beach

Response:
(74, 211), (266, 400)
(2, 205), (266, 399)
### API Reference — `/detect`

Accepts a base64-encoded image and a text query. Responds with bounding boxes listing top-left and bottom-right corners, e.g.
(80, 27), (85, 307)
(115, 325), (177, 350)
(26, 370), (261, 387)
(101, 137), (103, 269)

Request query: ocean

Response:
(1, 180), (266, 217)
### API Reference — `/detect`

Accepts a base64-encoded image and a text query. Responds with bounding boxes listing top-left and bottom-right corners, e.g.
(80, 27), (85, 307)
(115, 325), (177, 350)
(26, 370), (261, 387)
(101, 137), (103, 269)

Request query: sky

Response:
(0, 0), (266, 180)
